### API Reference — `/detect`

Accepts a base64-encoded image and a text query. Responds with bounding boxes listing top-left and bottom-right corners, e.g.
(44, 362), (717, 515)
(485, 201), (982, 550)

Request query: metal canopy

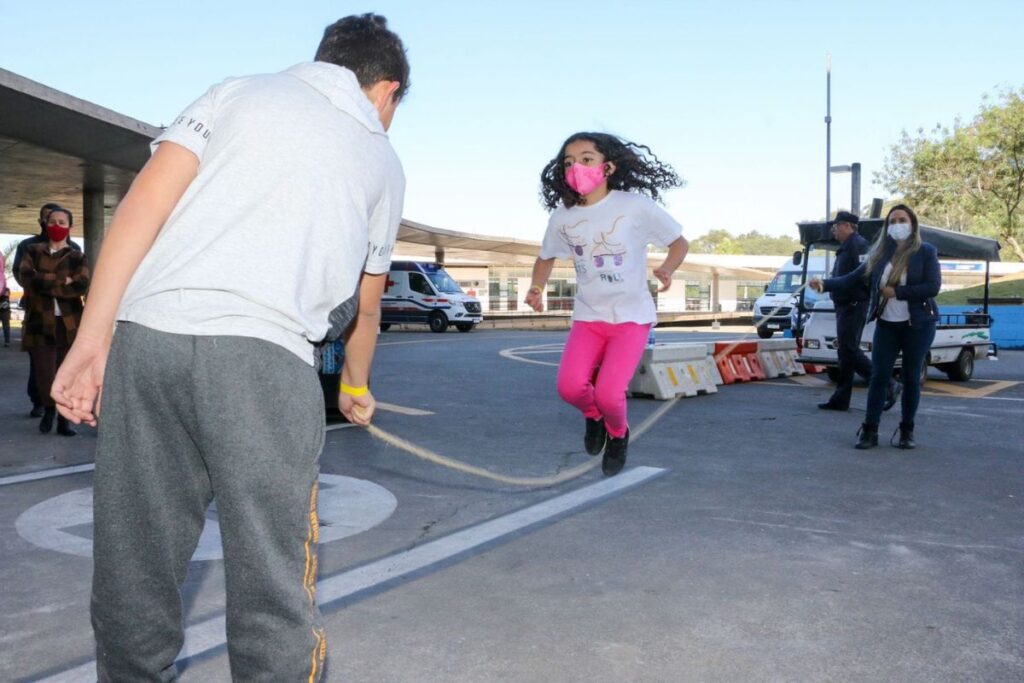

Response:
(0, 67), (159, 236)
(798, 219), (1002, 262)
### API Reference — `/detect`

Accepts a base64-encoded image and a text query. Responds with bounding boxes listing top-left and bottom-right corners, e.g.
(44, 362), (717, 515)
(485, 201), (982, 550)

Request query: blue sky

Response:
(2, 0), (1022, 242)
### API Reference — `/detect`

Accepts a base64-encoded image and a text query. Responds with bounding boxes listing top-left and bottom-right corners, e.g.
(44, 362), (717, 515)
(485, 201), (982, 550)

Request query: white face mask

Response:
(887, 223), (912, 241)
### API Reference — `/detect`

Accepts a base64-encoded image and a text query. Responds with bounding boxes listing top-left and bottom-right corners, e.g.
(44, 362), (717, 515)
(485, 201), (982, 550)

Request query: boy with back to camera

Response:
(53, 14), (409, 681)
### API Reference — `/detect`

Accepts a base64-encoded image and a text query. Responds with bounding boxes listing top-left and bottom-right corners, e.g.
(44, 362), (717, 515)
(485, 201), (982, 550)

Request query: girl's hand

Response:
(808, 277), (823, 293)
(340, 390), (376, 426)
(653, 267), (673, 292)
(881, 286), (897, 299)
(524, 288), (544, 312)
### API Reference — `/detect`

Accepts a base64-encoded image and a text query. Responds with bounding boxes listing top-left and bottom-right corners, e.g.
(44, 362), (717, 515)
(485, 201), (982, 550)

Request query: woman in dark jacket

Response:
(811, 204), (941, 449)
(18, 207), (90, 435)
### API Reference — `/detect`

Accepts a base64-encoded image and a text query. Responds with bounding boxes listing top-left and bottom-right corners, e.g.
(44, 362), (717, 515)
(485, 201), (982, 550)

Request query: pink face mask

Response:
(565, 162), (607, 196)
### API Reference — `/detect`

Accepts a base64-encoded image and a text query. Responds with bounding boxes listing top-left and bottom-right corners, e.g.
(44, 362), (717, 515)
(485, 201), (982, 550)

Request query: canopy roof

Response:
(798, 219), (1001, 262)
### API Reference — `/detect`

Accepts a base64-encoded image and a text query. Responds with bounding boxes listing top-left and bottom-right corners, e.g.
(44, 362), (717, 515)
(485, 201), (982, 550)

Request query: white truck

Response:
(795, 219), (1000, 382)
(380, 261), (484, 333)
(752, 256), (828, 338)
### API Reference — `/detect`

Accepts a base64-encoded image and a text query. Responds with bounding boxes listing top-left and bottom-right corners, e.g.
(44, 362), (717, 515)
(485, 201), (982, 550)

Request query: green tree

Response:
(878, 88), (1024, 261)
(689, 229), (799, 255)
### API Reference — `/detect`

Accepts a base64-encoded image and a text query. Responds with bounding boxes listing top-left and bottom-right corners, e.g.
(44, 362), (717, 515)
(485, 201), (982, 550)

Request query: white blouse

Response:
(879, 262), (909, 322)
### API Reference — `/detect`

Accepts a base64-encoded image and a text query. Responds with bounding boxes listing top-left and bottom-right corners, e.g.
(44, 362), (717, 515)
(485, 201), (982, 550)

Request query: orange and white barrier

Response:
(755, 338), (806, 377)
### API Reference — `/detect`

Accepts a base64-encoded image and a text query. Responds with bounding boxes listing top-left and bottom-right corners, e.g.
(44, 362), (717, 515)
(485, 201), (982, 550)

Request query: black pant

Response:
(828, 301), (872, 408)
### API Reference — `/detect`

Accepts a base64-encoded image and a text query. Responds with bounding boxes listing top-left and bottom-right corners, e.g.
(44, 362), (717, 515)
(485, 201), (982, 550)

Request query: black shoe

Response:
(818, 401), (849, 411)
(883, 381), (902, 412)
(855, 422), (878, 450)
(56, 416), (77, 437)
(584, 418), (607, 456)
(893, 422), (915, 449)
(39, 407), (56, 434)
(30, 404), (45, 418)
(602, 429), (629, 476)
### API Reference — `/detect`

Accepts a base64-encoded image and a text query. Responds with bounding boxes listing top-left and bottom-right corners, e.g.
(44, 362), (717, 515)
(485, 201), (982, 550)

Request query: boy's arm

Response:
(52, 142), (199, 425)
(339, 271), (388, 425)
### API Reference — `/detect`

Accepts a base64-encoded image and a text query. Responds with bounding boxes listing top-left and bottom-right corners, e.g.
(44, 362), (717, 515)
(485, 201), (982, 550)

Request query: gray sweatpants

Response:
(91, 322), (327, 682)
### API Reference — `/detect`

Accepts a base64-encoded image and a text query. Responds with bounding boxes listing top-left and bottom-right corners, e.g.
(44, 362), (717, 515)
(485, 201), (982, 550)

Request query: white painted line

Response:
(0, 463), (94, 487)
(376, 402), (435, 416)
(38, 466), (666, 682)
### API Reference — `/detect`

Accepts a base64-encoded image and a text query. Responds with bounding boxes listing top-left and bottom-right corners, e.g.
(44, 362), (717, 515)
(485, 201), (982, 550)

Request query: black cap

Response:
(829, 210), (860, 226)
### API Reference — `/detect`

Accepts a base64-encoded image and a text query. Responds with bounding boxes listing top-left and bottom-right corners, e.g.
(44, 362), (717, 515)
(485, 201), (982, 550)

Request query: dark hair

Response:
(47, 207), (74, 226)
(315, 14), (410, 102)
(539, 132), (684, 210)
(39, 202), (62, 220)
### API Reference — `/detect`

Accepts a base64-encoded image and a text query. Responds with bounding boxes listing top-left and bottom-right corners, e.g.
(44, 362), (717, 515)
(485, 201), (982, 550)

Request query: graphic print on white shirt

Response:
(539, 191), (682, 325)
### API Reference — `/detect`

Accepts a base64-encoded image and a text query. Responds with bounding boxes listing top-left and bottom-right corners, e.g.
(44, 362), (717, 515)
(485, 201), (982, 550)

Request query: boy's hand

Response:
(52, 336), (109, 427)
(340, 390), (376, 426)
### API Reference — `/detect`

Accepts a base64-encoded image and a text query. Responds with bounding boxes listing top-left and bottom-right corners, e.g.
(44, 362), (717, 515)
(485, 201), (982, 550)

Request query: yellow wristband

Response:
(340, 383), (368, 397)
(528, 285), (543, 295)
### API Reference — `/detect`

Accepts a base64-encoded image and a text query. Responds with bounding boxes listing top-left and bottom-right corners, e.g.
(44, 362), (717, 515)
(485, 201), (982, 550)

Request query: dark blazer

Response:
(824, 239), (941, 326)
(829, 233), (870, 305)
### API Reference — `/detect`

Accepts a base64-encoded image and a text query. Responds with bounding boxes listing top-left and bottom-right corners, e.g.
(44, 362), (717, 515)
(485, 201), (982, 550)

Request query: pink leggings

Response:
(556, 321), (651, 438)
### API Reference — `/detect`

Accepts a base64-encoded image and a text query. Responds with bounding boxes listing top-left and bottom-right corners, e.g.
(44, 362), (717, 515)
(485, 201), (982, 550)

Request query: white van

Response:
(380, 261), (483, 333)
(753, 256), (827, 338)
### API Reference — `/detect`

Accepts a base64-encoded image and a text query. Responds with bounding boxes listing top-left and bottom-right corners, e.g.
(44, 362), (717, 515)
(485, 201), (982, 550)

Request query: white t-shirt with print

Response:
(118, 62), (405, 365)
(539, 190), (682, 325)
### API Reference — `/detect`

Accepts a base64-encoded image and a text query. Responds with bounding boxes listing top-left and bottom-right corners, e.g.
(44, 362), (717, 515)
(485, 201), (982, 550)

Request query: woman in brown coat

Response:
(19, 207), (90, 435)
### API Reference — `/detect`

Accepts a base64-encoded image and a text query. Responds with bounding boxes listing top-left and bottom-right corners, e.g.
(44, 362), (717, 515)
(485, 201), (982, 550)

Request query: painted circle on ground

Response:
(15, 473), (397, 561)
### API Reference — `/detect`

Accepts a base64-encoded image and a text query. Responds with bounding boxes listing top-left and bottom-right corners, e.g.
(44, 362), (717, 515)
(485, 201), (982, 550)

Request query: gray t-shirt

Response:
(118, 62), (405, 365)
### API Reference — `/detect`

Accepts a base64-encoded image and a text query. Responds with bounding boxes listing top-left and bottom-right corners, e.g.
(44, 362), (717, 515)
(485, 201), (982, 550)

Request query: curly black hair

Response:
(539, 132), (684, 210)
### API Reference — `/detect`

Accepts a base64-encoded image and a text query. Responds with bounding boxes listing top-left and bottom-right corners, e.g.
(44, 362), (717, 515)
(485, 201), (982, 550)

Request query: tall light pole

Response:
(825, 54), (832, 221)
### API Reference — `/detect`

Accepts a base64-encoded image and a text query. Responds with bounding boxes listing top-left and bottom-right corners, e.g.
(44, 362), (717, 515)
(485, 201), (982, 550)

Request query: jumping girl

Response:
(526, 132), (688, 476)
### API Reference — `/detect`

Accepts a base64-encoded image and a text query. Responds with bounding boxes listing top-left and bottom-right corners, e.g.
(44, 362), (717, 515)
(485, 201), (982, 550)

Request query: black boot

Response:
(855, 422), (878, 450)
(896, 422), (915, 449)
(584, 418), (607, 456)
(883, 380), (902, 412)
(39, 407), (55, 434)
(30, 403), (45, 418)
(602, 429), (630, 476)
(56, 415), (77, 437)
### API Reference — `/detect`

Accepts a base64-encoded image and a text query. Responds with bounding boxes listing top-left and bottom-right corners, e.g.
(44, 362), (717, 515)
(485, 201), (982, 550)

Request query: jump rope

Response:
(351, 282), (812, 489)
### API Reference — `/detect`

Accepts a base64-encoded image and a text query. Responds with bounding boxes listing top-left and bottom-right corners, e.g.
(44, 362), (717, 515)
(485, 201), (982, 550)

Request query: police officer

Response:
(819, 211), (899, 411)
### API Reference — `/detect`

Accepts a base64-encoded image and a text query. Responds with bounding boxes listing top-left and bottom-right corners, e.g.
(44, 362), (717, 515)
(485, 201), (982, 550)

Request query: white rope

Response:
(357, 282), (812, 487)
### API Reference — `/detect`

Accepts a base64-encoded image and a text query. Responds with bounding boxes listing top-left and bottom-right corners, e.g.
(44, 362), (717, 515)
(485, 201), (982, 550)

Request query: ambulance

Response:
(380, 261), (484, 333)
(752, 256), (828, 338)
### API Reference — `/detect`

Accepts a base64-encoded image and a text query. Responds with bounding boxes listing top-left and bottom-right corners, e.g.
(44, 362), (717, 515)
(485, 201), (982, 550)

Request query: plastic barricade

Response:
(628, 342), (719, 400)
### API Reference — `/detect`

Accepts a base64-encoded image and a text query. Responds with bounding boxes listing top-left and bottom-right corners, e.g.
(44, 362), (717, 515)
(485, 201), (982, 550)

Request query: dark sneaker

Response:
(30, 404), (44, 418)
(602, 429), (629, 476)
(883, 381), (902, 412)
(584, 418), (607, 456)
(817, 401), (848, 411)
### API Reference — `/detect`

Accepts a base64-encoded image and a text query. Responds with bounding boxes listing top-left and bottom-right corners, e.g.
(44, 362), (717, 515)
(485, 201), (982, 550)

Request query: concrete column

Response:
(82, 186), (105, 271)
(711, 271), (721, 313)
(434, 247), (445, 265)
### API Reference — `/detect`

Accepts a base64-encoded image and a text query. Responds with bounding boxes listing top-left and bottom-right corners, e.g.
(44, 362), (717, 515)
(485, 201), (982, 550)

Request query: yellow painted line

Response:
(667, 366), (679, 386)
(922, 382), (977, 397)
(687, 364), (700, 384)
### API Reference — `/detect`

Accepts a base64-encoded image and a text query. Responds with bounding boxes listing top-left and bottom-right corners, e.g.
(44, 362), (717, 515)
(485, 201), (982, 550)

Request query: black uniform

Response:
(825, 232), (871, 408)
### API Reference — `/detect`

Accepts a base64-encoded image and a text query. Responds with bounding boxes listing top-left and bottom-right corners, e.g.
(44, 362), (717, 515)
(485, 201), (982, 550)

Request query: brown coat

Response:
(18, 243), (90, 350)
